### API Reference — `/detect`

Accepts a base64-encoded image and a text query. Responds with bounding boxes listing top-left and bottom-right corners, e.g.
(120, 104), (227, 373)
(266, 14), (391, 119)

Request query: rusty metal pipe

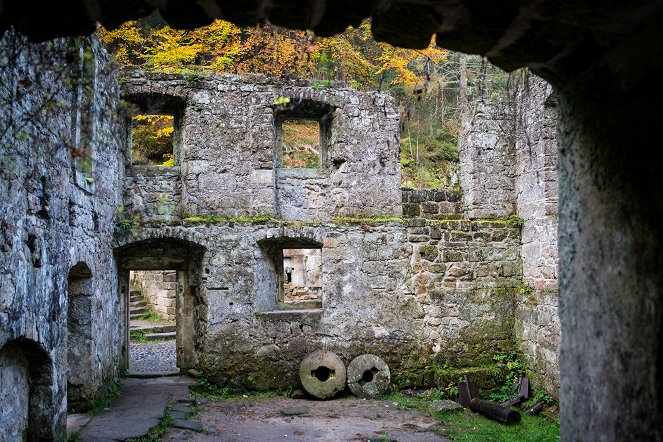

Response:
(469, 398), (521, 425)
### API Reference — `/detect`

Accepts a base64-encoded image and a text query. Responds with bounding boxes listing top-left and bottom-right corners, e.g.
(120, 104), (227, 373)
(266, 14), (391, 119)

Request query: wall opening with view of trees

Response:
(280, 119), (321, 168)
(100, 17), (510, 188)
(131, 114), (174, 166)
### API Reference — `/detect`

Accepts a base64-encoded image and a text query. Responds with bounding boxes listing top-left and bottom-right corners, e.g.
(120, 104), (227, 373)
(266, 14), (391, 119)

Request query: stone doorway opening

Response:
(67, 261), (94, 407)
(114, 237), (206, 376)
(128, 270), (178, 375)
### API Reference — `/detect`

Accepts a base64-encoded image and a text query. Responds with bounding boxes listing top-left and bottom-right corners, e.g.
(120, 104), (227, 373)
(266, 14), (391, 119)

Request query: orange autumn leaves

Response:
(98, 20), (446, 93)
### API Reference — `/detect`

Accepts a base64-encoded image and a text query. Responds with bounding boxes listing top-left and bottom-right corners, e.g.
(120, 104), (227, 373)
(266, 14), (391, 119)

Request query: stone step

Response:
(130, 322), (176, 334)
(129, 313), (144, 320)
(130, 290), (142, 297)
(131, 307), (146, 315)
(145, 331), (176, 341)
(130, 300), (146, 308)
(130, 295), (143, 302)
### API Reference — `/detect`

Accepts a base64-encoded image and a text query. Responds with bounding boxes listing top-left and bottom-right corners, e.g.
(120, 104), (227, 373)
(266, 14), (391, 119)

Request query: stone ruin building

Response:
(4, 1), (663, 440)
(0, 29), (561, 439)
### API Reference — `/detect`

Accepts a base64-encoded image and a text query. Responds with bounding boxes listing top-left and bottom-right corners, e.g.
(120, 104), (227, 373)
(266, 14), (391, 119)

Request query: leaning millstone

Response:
(298, 350), (346, 399)
(347, 354), (390, 398)
(428, 399), (464, 413)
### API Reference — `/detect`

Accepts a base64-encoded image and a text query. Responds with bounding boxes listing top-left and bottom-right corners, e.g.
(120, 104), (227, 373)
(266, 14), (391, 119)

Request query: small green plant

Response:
(506, 214), (524, 227)
(116, 218), (133, 230)
(490, 352), (528, 403)
(196, 376), (232, 399)
(130, 330), (147, 343)
(183, 71), (203, 84)
(88, 379), (122, 416)
(131, 404), (173, 442)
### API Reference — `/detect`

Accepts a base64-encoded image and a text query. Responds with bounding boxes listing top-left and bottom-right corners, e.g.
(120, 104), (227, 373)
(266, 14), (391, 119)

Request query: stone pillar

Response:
(558, 69), (663, 440)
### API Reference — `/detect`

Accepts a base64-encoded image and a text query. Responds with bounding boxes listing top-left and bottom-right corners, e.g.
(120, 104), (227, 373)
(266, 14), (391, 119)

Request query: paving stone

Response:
(280, 406), (311, 416)
(172, 418), (204, 432)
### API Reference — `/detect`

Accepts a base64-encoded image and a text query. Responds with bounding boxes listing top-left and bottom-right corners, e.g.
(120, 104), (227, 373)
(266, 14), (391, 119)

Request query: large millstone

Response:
(347, 354), (390, 398)
(298, 350), (346, 399)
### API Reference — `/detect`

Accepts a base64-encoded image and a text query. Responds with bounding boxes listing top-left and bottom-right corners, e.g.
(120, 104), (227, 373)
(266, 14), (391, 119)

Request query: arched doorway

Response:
(67, 261), (94, 408)
(114, 236), (206, 374)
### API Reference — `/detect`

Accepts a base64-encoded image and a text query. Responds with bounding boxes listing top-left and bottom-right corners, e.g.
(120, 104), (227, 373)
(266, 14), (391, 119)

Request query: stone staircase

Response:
(129, 290), (176, 341)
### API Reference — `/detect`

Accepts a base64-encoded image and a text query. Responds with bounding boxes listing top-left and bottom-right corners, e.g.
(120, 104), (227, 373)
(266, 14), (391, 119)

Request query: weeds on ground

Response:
(88, 379), (122, 416)
(436, 412), (559, 442)
(129, 404), (173, 442)
(381, 376), (559, 442)
(193, 376), (291, 401)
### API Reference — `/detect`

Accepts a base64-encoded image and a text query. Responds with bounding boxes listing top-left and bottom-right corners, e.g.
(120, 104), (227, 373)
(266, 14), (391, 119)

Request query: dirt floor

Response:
(164, 396), (450, 442)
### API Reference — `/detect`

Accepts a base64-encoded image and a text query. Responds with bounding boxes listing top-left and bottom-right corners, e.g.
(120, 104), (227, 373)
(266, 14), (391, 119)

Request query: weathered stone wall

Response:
(0, 344), (30, 439)
(0, 30), (124, 438)
(459, 100), (516, 218)
(458, 74), (560, 396)
(122, 72), (401, 222)
(512, 76), (560, 395)
(401, 189), (463, 219)
(116, 218), (521, 390)
(131, 271), (177, 321)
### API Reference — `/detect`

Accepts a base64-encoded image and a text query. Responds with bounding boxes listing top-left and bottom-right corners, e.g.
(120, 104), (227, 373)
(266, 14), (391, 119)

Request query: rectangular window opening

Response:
(131, 114), (175, 167)
(280, 119), (321, 168)
(281, 248), (322, 308)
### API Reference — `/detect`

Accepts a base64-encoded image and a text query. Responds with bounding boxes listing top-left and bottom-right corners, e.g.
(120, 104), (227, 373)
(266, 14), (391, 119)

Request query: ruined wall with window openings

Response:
(120, 72), (559, 395)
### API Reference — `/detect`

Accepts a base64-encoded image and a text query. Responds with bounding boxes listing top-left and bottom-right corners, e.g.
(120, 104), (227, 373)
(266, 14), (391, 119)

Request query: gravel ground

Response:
(129, 341), (178, 374)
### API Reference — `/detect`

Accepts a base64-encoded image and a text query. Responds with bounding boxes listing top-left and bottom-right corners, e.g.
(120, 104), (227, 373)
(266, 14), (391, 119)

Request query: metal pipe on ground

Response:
(469, 398), (521, 425)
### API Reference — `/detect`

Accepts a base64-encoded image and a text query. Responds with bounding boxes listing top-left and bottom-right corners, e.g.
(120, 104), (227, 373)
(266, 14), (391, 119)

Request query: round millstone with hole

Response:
(347, 354), (391, 398)
(298, 350), (347, 399)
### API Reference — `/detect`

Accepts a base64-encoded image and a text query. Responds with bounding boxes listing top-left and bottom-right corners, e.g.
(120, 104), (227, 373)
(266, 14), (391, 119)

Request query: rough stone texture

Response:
(114, 216), (522, 390)
(558, 63), (663, 441)
(298, 350), (347, 399)
(3, 1), (663, 439)
(0, 343), (30, 439)
(347, 354), (391, 399)
(401, 189), (463, 219)
(459, 76), (560, 397)
(0, 30), (124, 439)
(131, 270), (178, 320)
(459, 100), (516, 218)
(122, 72), (401, 221)
(512, 77), (560, 396)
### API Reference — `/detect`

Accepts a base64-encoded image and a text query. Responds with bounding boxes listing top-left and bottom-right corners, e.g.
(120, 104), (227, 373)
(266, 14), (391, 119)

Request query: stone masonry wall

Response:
(0, 30), (124, 438)
(122, 72), (401, 222)
(131, 271), (177, 321)
(116, 217), (521, 390)
(401, 189), (464, 219)
(459, 101), (516, 218)
(513, 76), (560, 395)
(458, 74), (560, 396)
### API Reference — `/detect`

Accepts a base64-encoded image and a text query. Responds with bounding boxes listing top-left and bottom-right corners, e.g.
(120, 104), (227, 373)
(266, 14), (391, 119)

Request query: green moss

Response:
(332, 215), (405, 225)
(182, 213), (276, 225)
(419, 244), (439, 261)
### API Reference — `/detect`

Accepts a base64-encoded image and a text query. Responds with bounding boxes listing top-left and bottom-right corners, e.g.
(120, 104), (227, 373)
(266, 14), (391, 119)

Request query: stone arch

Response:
(0, 338), (56, 440)
(67, 261), (94, 408)
(114, 235), (207, 371)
